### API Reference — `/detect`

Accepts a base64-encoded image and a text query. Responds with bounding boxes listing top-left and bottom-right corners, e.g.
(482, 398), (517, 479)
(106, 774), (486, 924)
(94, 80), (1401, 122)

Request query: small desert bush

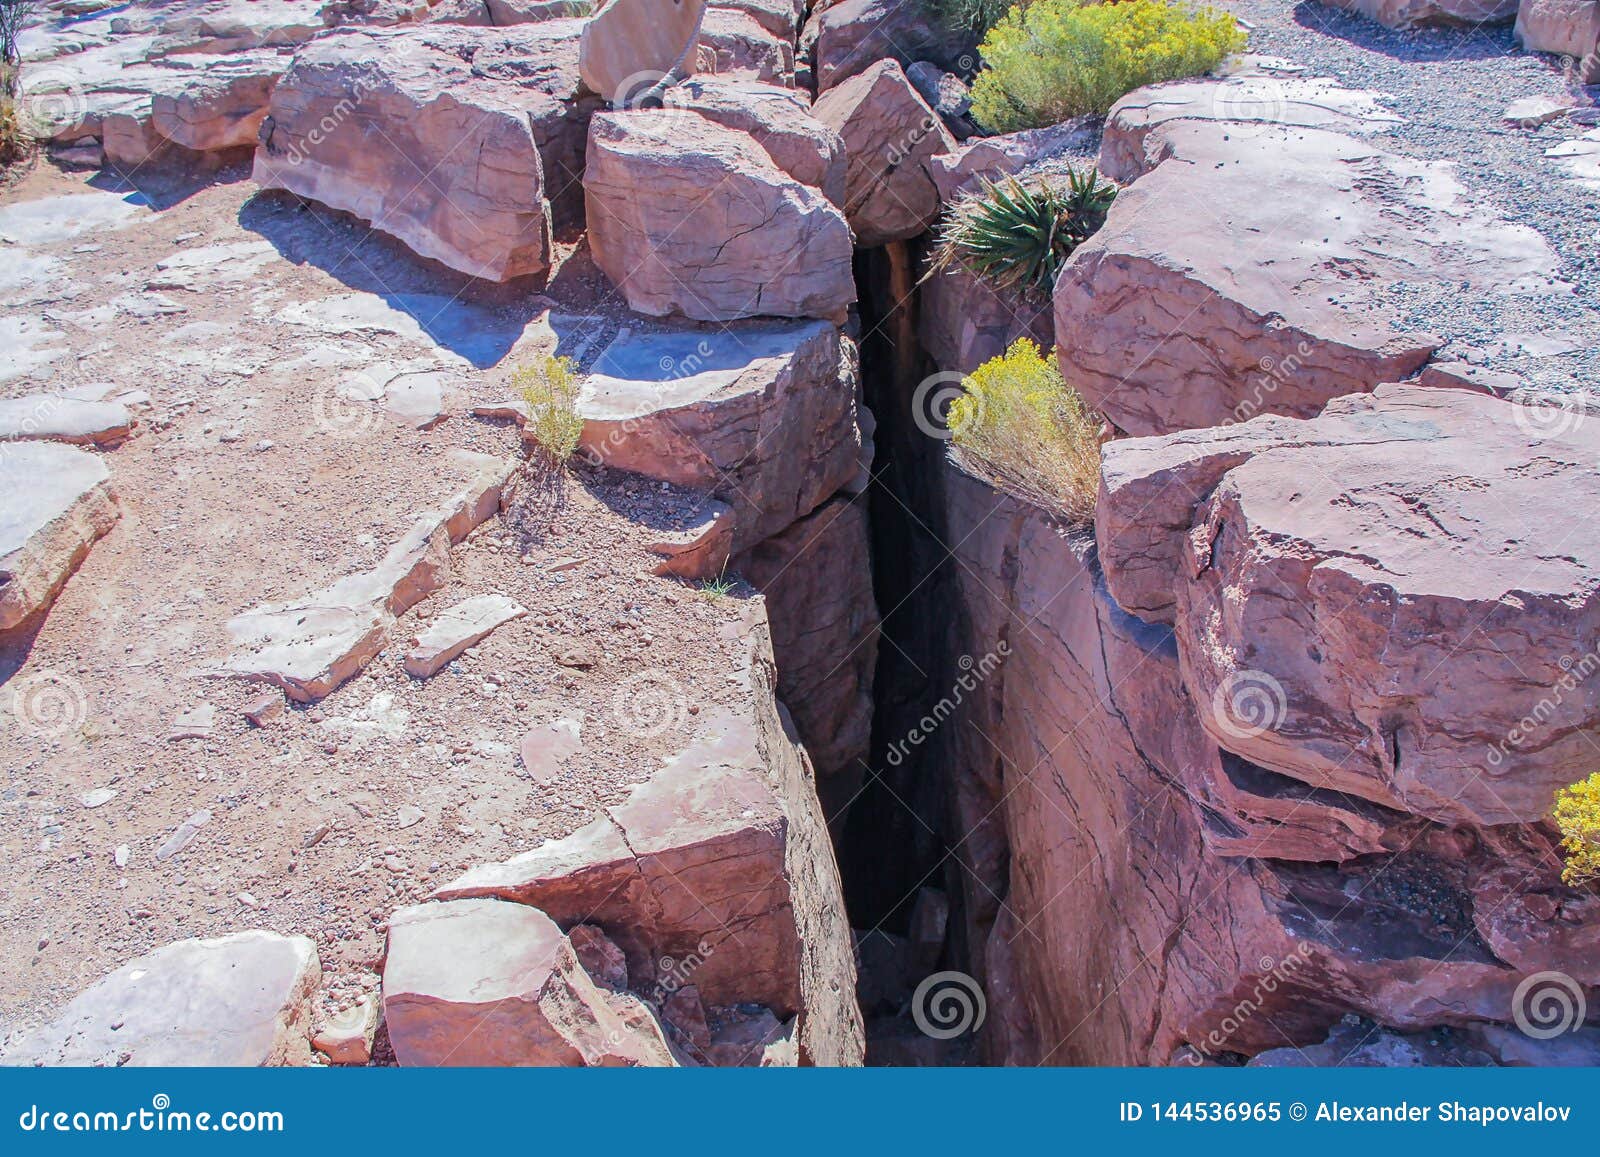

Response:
(948, 338), (1102, 524)
(1553, 773), (1600, 886)
(929, 167), (1116, 299)
(930, 0), (1015, 35)
(0, 96), (27, 167)
(970, 0), (1246, 132)
(513, 353), (584, 466)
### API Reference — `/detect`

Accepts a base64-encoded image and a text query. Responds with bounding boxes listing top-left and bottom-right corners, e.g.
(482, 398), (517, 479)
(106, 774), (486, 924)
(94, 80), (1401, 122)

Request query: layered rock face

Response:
(253, 23), (594, 282)
(425, 607), (865, 1065)
(1097, 385), (1600, 828)
(1056, 86), (1559, 436)
(584, 110), (855, 322)
(929, 74), (1600, 1065)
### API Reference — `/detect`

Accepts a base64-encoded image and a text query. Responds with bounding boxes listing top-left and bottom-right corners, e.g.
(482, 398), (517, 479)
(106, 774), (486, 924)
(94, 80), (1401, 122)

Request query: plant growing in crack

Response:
(928, 167), (1116, 299)
(1553, 773), (1600, 886)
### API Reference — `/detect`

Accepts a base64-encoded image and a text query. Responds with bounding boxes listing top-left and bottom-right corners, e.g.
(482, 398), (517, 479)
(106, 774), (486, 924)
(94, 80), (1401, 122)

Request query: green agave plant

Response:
(930, 166), (1118, 298)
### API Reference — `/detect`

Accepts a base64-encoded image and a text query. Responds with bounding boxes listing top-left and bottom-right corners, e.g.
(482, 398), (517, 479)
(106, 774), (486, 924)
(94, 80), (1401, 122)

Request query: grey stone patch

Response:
(0, 190), (151, 246)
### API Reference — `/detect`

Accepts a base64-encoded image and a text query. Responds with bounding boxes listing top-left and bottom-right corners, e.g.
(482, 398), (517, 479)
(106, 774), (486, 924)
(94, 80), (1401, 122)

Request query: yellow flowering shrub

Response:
(948, 338), (1102, 524)
(970, 0), (1247, 133)
(1553, 773), (1600, 886)
(513, 353), (584, 465)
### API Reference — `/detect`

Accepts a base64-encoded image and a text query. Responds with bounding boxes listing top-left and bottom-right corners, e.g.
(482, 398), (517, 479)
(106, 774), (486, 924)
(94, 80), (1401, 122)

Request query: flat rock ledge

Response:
(222, 451), (515, 701)
(0, 442), (120, 638)
(1097, 383), (1600, 827)
(3, 931), (320, 1067)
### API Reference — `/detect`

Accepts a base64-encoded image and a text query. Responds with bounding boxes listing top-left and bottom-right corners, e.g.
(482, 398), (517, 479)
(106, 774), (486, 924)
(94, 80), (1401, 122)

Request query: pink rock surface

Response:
(736, 494), (879, 785)
(253, 23), (591, 280)
(381, 898), (677, 1066)
(1516, 0), (1600, 66)
(4, 931), (320, 1066)
(1099, 384), (1600, 827)
(584, 110), (855, 322)
(813, 58), (954, 246)
(939, 465), (1597, 1064)
(436, 607), (864, 1064)
(0, 442), (119, 637)
(575, 321), (862, 551)
(665, 79), (846, 206)
(1057, 111), (1558, 435)
(1098, 75), (1401, 184)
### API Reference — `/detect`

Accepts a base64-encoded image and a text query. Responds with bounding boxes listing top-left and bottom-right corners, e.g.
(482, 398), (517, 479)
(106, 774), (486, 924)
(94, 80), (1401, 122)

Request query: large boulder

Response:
(584, 110), (855, 322)
(812, 0), (957, 93)
(1315, 0), (1519, 27)
(578, 0), (706, 102)
(1516, 0), (1600, 68)
(436, 607), (865, 1065)
(665, 79), (846, 206)
(4, 932), (320, 1066)
(698, 7), (795, 86)
(573, 321), (862, 551)
(381, 898), (678, 1066)
(254, 23), (593, 279)
(1098, 74), (1401, 185)
(1097, 383), (1600, 827)
(1057, 109), (1558, 435)
(0, 442), (119, 638)
(813, 58), (954, 246)
(711, 0), (805, 39)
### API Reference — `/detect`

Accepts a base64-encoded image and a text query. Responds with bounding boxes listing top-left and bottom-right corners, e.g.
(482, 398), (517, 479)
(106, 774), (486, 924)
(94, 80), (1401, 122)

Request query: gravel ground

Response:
(1218, 0), (1599, 395)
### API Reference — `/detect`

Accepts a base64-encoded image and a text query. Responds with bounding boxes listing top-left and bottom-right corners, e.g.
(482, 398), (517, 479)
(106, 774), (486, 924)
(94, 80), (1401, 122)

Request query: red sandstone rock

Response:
(254, 23), (591, 280)
(435, 607), (864, 1064)
(381, 898), (677, 1066)
(0, 442), (119, 638)
(1098, 75), (1401, 184)
(584, 110), (855, 323)
(735, 494), (879, 785)
(665, 79), (846, 206)
(575, 321), (862, 552)
(1058, 103), (1558, 435)
(813, 58), (954, 246)
(1516, 0), (1600, 69)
